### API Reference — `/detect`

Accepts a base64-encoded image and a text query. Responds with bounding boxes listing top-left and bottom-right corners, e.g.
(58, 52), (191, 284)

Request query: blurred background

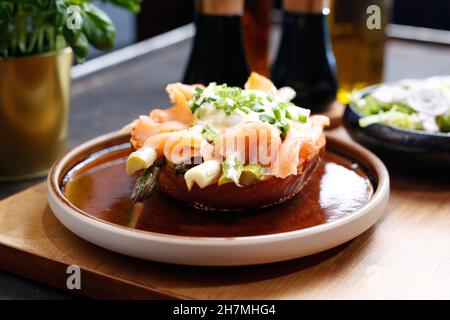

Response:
(0, 0), (449, 300)
(2, 0), (450, 183)
(93, 0), (450, 61)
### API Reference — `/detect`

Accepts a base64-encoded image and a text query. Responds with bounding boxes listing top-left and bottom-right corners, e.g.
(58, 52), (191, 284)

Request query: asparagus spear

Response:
(131, 159), (163, 203)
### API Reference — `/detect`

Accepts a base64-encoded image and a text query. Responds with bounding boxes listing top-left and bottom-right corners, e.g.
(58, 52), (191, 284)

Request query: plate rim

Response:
(48, 131), (390, 246)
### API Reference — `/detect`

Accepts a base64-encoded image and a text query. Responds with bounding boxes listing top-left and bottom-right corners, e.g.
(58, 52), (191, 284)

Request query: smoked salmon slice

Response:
(271, 116), (329, 178)
(149, 83), (199, 124)
(215, 122), (282, 166)
(244, 72), (278, 95)
(130, 116), (186, 149)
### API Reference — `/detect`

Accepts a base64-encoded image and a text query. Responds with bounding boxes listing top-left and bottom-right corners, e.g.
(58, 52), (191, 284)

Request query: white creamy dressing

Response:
(194, 102), (260, 129)
(192, 85), (310, 133)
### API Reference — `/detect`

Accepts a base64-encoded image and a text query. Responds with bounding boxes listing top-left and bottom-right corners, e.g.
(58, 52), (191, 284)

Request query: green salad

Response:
(353, 76), (450, 133)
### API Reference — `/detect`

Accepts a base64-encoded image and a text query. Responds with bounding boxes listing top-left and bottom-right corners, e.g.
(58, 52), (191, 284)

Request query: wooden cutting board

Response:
(0, 129), (449, 299)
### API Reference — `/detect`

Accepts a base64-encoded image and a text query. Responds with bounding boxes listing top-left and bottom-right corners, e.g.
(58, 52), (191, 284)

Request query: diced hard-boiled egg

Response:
(126, 147), (157, 175)
(184, 160), (221, 191)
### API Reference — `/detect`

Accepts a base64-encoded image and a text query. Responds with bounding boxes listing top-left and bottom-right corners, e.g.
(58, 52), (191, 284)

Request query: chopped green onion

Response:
(194, 87), (203, 95)
(285, 108), (293, 120)
(278, 102), (287, 109)
(201, 125), (218, 142)
(259, 114), (276, 124)
(196, 105), (207, 118)
(278, 120), (290, 139)
(273, 108), (283, 121)
(190, 102), (200, 113)
(299, 114), (307, 123)
(252, 107), (265, 113)
(239, 106), (251, 114)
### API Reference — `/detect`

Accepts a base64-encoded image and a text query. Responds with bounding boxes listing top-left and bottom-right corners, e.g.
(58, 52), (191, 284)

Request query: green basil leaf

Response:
(82, 3), (116, 50)
(104, 0), (142, 13)
(70, 32), (89, 63)
(54, 0), (67, 27)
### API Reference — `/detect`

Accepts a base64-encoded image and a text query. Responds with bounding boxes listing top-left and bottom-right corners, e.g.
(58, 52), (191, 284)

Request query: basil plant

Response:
(0, 0), (142, 62)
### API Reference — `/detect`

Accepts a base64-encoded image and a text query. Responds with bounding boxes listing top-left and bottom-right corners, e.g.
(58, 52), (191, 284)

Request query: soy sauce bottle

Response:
(183, 0), (250, 86)
(242, 0), (274, 76)
(272, 0), (338, 112)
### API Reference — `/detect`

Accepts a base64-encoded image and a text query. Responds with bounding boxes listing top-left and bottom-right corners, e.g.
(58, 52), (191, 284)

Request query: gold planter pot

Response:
(0, 48), (72, 181)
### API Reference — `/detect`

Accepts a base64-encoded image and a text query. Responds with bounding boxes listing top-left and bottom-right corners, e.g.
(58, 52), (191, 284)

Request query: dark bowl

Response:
(344, 85), (450, 172)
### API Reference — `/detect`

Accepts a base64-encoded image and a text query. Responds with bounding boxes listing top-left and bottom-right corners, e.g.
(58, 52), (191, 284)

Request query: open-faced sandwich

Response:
(123, 73), (329, 211)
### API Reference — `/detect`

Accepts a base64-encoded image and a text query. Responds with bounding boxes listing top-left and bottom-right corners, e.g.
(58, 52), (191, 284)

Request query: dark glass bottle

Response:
(272, 0), (338, 112)
(242, 0), (274, 76)
(183, 0), (250, 87)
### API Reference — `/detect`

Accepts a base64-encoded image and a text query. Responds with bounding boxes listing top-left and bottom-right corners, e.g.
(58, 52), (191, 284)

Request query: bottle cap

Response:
(197, 0), (244, 16)
(283, 0), (329, 14)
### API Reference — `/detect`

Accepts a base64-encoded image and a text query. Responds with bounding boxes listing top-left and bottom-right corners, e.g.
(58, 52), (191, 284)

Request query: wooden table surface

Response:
(0, 29), (449, 299)
(1, 127), (449, 300)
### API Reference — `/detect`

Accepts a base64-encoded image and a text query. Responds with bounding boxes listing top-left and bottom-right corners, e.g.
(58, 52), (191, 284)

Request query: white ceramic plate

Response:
(48, 131), (389, 266)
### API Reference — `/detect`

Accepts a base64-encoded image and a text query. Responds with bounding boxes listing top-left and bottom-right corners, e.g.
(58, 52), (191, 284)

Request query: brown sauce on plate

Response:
(63, 148), (374, 237)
